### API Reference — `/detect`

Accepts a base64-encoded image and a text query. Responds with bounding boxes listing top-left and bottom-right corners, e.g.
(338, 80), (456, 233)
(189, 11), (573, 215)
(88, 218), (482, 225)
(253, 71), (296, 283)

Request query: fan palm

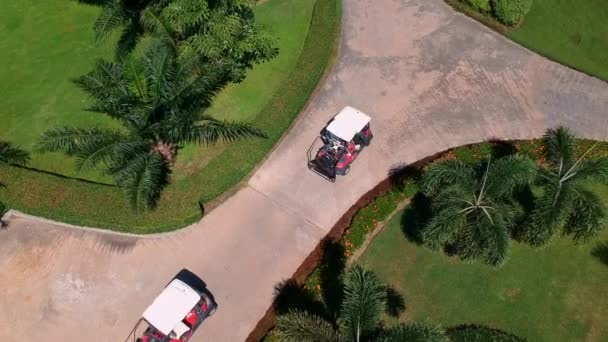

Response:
(0, 142), (30, 220)
(275, 266), (448, 342)
(78, 0), (278, 79)
(520, 127), (608, 246)
(38, 42), (264, 211)
(419, 155), (537, 266)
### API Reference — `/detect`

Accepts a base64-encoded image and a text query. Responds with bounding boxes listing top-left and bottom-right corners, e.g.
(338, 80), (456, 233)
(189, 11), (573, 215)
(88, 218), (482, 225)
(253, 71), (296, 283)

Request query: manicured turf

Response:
(507, 0), (608, 81)
(359, 187), (608, 341)
(0, 1), (116, 182)
(0, 0), (341, 232)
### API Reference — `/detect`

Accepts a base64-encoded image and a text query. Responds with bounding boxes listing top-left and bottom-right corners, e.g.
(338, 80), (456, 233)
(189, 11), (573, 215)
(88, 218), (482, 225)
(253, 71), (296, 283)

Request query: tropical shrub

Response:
(492, 0), (533, 26)
(519, 127), (608, 246)
(420, 155), (537, 266)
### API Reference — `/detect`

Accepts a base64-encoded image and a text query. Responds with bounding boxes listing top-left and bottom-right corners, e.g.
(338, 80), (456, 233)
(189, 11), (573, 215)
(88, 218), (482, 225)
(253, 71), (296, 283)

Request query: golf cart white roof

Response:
(143, 279), (200, 336)
(326, 106), (371, 141)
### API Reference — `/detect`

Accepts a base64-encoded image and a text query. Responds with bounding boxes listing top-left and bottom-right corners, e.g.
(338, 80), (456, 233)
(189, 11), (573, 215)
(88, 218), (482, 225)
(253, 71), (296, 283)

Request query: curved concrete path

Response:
(1, 0), (607, 341)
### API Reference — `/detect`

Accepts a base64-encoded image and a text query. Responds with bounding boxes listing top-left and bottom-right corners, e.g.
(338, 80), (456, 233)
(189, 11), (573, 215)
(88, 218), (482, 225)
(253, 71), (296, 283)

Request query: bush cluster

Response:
(458, 0), (533, 26)
(492, 0), (533, 26)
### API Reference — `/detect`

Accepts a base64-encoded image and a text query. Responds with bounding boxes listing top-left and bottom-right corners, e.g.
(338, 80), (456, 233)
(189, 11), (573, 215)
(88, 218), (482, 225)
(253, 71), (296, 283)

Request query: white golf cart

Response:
(130, 278), (217, 342)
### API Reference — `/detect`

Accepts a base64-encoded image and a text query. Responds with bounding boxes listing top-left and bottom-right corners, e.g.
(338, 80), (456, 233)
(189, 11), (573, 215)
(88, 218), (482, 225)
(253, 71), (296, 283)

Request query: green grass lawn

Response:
(507, 0), (608, 81)
(0, 0), (315, 183)
(359, 187), (608, 341)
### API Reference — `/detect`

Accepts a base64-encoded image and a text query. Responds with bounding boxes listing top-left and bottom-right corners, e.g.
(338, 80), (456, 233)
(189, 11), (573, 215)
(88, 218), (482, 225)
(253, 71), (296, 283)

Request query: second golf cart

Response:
(135, 278), (217, 342)
(308, 106), (373, 181)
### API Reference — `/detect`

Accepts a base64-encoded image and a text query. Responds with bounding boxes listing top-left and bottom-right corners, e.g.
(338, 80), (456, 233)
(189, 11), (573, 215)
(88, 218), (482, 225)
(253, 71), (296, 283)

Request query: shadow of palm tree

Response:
(385, 285), (406, 317)
(273, 279), (330, 320)
(591, 241), (608, 266)
(272, 240), (347, 322)
(318, 240), (346, 320)
(400, 192), (432, 244)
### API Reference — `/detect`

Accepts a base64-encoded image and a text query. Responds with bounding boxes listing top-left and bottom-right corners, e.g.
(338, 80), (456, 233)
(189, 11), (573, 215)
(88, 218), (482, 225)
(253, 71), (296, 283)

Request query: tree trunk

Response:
(153, 141), (177, 164)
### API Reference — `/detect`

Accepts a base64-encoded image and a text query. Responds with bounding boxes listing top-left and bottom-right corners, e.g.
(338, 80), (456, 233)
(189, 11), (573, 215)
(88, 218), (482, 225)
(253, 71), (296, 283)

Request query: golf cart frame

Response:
(308, 106), (373, 181)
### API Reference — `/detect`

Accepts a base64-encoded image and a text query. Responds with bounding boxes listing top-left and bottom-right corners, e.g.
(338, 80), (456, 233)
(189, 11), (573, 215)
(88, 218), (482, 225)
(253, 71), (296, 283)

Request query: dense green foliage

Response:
(462, 0), (492, 13)
(38, 42), (264, 211)
(419, 155), (536, 266)
(0, 0), (341, 232)
(78, 0), (277, 81)
(519, 127), (608, 246)
(492, 0), (533, 26)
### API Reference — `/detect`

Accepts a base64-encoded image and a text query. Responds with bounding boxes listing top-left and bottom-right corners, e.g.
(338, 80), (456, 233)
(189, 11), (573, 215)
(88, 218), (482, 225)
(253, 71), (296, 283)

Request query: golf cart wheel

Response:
(338, 165), (350, 176)
(208, 304), (217, 316)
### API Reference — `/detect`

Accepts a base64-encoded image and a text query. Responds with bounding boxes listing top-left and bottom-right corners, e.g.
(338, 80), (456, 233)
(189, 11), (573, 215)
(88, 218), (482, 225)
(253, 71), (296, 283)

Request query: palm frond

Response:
(94, 2), (126, 42)
(421, 196), (466, 250)
(567, 157), (608, 184)
(420, 159), (475, 196)
(543, 126), (576, 169)
(74, 137), (136, 170)
(37, 127), (124, 155)
(144, 42), (177, 100)
(183, 118), (265, 145)
(111, 152), (170, 211)
(0, 142), (30, 165)
(521, 182), (574, 246)
(341, 265), (387, 342)
(379, 321), (448, 342)
(74, 58), (130, 98)
(168, 63), (227, 110)
(565, 188), (608, 243)
(486, 155), (537, 198)
(274, 311), (339, 342)
(116, 21), (142, 60)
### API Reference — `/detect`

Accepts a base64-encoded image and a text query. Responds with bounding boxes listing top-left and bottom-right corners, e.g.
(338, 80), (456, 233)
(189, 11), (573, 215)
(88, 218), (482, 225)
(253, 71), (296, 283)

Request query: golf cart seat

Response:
(171, 321), (190, 339)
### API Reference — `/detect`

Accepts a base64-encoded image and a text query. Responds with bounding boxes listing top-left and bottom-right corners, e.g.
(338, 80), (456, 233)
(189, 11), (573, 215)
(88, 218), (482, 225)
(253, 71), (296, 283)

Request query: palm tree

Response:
(0, 142), (30, 223)
(419, 155), (537, 266)
(78, 0), (278, 78)
(275, 266), (448, 342)
(520, 127), (608, 246)
(38, 42), (264, 211)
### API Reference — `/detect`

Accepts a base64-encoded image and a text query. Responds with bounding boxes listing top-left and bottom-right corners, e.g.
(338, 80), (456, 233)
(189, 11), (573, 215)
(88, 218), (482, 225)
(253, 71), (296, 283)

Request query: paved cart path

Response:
(2, 0), (607, 341)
